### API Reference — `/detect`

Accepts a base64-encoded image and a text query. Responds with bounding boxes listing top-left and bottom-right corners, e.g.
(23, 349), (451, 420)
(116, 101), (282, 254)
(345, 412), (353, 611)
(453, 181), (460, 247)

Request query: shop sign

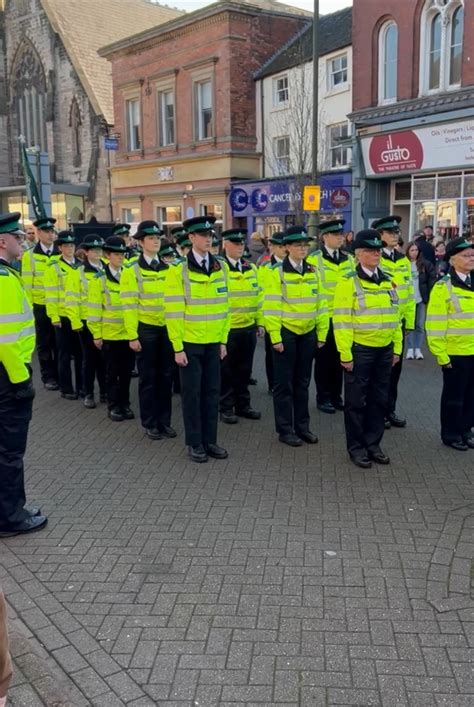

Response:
(303, 185), (321, 211)
(361, 118), (474, 177)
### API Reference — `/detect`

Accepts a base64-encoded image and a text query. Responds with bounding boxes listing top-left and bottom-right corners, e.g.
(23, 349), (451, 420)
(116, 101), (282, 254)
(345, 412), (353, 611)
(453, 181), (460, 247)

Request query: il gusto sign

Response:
(368, 131), (424, 174)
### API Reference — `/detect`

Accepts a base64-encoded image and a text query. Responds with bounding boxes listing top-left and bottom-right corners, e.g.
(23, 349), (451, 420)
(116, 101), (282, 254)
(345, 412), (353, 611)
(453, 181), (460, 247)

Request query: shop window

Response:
(378, 21), (398, 104)
(125, 98), (140, 151)
(158, 206), (182, 225)
(393, 181), (411, 202)
(328, 123), (350, 169)
(121, 207), (140, 223)
(273, 75), (289, 106)
(327, 54), (348, 91)
(194, 80), (213, 141)
(273, 135), (290, 175)
(200, 204), (223, 223)
(420, 0), (464, 95)
(413, 178), (436, 201)
(158, 89), (175, 147)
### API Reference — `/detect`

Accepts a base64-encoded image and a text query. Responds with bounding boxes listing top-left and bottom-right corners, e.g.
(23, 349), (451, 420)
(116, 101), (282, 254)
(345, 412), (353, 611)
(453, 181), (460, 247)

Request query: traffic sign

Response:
(104, 137), (119, 151)
(303, 185), (321, 211)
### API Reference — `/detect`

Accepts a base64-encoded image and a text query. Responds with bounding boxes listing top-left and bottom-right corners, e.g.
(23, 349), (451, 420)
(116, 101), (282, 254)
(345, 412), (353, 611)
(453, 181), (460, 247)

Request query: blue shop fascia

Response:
(228, 170), (352, 237)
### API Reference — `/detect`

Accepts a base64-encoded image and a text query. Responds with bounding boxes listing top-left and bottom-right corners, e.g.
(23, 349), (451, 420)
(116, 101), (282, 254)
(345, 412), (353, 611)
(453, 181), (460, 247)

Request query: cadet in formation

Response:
(21, 216), (58, 390)
(263, 225), (329, 447)
(0, 212), (47, 537)
(164, 216), (229, 463)
(333, 229), (402, 469)
(120, 220), (176, 440)
(426, 237), (474, 451)
(220, 228), (262, 424)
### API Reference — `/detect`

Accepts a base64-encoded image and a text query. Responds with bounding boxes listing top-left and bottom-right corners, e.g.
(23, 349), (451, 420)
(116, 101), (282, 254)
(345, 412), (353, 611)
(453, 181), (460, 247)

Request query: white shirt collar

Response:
(289, 257), (303, 272)
(325, 246), (339, 257)
(383, 247), (394, 257)
(108, 265), (121, 279)
(88, 260), (102, 270)
(273, 255), (283, 263)
(40, 242), (53, 255)
(143, 253), (158, 266)
(192, 249), (209, 267)
(361, 265), (377, 278)
(455, 270), (468, 282)
(227, 256), (241, 269)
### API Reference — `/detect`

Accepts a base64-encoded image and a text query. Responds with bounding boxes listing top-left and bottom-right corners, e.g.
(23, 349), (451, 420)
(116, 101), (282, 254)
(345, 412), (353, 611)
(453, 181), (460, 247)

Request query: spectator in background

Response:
(405, 241), (436, 360)
(414, 228), (436, 266)
(435, 241), (449, 278)
(344, 230), (354, 254)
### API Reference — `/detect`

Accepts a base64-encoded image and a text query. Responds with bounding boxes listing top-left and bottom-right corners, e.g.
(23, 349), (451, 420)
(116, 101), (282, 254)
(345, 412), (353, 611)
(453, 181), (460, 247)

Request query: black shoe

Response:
(131, 369), (139, 378)
(0, 515), (48, 538)
(443, 440), (469, 452)
(464, 437), (474, 449)
(332, 399), (345, 411)
(61, 392), (78, 401)
(248, 378), (258, 386)
(298, 431), (319, 444)
(279, 434), (303, 447)
(108, 407), (124, 422)
(44, 381), (59, 391)
(317, 402), (336, 415)
(236, 408), (261, 420)
(384, 419), (392, 430)
(387, 413), (406, 428)
(146, 428), (163, 440)
(83, 395), (96, 409)
(24, 505), (41, 517)
(121, 407), (135, 420)
(205, 444), (228, 459)
(159, 425), (177, 438)
(351, 456), (372, 469)
(369, 451), (391, 465)
(100, 393), (107, 404)
(221, 412), (238, 424)
(188, 445), (208, 463)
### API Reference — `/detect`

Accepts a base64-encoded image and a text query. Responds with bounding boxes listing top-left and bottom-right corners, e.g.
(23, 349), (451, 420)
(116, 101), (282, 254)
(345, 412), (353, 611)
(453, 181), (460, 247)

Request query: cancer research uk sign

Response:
(361, 118), (474, 177)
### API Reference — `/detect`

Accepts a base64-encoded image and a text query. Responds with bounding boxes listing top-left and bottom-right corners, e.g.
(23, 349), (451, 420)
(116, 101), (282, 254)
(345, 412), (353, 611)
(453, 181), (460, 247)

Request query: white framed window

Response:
(273, 135), (290, 174)
(327, 54), (348, 90)
(200, 203), (223, 223)
(328, 123), (350, 169)
(194, 80), (213, 141)
(121, 207), (140, 223)
(378, 21), (398, 104)
(158, 206), (182, 225)
(420, 0), (464, 95)
(125, 98), (140, 151)
(273, 75), (289, 106)
(158, 90), (175, 146)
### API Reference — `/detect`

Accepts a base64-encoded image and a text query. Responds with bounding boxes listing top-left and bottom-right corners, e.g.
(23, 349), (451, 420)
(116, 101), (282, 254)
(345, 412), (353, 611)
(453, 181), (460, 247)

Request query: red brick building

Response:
(351, 0), (474, 237)
(99, 0), (309, 232)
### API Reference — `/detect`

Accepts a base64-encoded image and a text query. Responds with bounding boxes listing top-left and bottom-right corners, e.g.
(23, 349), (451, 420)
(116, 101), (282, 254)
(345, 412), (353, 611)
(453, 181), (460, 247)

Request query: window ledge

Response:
(326, 83), (350, 97)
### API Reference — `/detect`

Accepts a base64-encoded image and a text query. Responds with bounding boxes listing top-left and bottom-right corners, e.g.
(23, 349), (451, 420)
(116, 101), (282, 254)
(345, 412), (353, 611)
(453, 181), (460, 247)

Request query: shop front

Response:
(229, 171), (353, 238)
(360, 117), (474, 239)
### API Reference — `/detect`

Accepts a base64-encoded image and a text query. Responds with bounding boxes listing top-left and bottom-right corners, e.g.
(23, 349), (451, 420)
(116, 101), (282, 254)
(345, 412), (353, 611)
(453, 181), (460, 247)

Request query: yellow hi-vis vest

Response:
(307, 249), (354, 318)
(333, 270), (403, 362)
(164, 256), (230, 352)
(222, 258), (263, 329)
(86, 268), (127, 341)
(120, 257), (168, 340)
(21, 244), (59, 305)
(0, 263), (35, 383)
(379, 250), (416, 329)
(262, 259), (329, 345)
(43, 258), (78, 325)
(65, 264), (100, 330)
(426, 273), (474, 365)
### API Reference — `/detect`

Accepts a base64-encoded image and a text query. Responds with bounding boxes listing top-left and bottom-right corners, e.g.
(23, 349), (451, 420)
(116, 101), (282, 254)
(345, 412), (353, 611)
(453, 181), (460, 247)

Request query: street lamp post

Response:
(307, 0), (320, 243)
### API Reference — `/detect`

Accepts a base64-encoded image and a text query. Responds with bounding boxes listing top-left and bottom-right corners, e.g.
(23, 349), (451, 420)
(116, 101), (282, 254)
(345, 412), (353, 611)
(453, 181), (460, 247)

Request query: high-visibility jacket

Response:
(21, 243), (58, 305)
(222, 257), (263, 329)
(0, 261), (35, 383)
(164, 253), (230, 352)
(379, 250), (415, 329)
(43, 257), (78, 325)
(307, 248), (354, 317)
(86, 266), (127, 341)
(426, 271), (474, 365)
(262, 257), (329, 345)
(65, 262), (102, 330)
(120, 255), (168, 340)
(333, 267), (403, 362)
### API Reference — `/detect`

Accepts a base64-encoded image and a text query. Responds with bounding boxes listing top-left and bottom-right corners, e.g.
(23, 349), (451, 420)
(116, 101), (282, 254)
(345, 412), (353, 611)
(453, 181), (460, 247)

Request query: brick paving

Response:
(0, 342), (473, 706)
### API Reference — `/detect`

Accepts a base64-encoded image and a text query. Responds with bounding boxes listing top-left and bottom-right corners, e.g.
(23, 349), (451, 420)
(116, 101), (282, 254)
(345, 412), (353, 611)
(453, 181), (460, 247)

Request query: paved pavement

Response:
(1, 342), (473, 706)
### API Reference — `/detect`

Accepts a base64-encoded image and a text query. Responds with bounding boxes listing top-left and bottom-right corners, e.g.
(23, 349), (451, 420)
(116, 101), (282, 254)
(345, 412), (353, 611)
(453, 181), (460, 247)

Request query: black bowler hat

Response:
(222, 228), (247, 243)
(33, 216), (56, 230)
(56, 230), (75, 245)
(353, 229), (384, 250)
(159, 238), (176, 258)
(0, 211), (24, 235)
(445, 237), (473, 261)
(112, 223), (131, 237)
(319, 219), (346, 236)
(283, 225), (310, 244)
(80, 234), (105, 250)
(371, 215), (402, 233)
(183, 216), (216, 234)
(269, 231), (285, 245)
(103, 236), (127, 253)
(170, 226), (186, 238)
(134, 220), (162, 240)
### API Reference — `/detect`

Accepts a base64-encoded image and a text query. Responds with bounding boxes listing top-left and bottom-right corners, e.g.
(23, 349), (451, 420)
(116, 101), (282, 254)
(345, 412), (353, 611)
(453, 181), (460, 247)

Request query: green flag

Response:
(19, 139), (47, 220)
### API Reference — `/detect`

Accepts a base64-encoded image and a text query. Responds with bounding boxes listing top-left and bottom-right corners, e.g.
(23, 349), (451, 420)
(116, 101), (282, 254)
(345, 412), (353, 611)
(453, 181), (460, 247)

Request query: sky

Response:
(166, 0), (353, 15)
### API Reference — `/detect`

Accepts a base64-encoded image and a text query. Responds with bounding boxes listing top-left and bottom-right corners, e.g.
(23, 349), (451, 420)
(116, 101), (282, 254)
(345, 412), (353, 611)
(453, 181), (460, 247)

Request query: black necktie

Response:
(334, 250), (339, 263)
(465, 274), (471, 288)
(201, 259), (208, 274)
(372, 272), (379, 284)
(46, 249), (51, 256)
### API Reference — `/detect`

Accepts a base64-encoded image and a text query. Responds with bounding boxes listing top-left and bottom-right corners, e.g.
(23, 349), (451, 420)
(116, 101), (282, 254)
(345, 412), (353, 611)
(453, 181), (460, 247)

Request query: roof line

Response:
(253, 21), (311, 80)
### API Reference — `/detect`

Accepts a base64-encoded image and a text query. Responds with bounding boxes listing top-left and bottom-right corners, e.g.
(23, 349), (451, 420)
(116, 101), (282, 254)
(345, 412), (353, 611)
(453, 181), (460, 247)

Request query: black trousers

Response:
(388, 326), (405, 414)
(220, 325), (257, 414)
(55, 316), (83, 395)
(440, 355), (474, 444)
(314, 321), (343, 405)
(0, 366), (33, 530)
(79, 322), (106, 397)
(264, 332), (274, 391)
(180, 342), (221, 447)
(102, 340), (134, 410)
(272, 326), (315, 436)
(33, 303), (57, 384)
(137, 323), (175, 430)
(344, 343), (393, 459)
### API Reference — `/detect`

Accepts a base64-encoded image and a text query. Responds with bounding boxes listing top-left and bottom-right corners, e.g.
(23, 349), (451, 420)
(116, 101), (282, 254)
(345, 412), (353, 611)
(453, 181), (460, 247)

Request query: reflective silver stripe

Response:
(120, 290), (138, 298)
(102, 317), (122, 324)
(425, 314), (446, 322)
(138, 305), (164, 312)
(166, 312), (182, 319)
(446, 328), (474, 335)
(187, 297), (226, 305)
(43, 286), (57, 292)
(333, 308), (352, 316)
(0, 311), (32, 324)
(184, 312), (227, 322)
(164, 295), (183, 303)
(333, 322), (352, 329)
(445, 280), (462, 313)
(265, 294), (281, 302)
(353, 322), (397, 330)
(0, 325), (35, 343)
(21, 271), (33, 277)
(228, 290), (257, 298)
(231, 306), (257, 314)
(283, 297), (316, 305)
(105, 305), (123, 311)
(263, 309), (281, 316)
(87, 315), (101, 322)
(86, 302), (102, 310)
(65, 290), (80, 299)
(318, 307), (329, 314)
(19, 325), (35, 338)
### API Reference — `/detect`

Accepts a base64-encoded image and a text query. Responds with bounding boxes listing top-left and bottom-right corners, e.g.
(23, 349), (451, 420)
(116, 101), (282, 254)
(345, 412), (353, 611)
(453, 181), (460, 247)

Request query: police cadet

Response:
(308, 219), (353, 414)
(164, 216), (230, 463)
(120, 220), (176, 441)
(159, 238), (177, 265)
(65, 234), (106, 409)
(372, 215), (415, 428)
(333, 229), (403, 469)
(171, 226), (191, 262)
(44, 231), (82, 400)
(263, 225), (329, 447)
(426, 237), (474, 451)
(21, 216), (59, 390)
(112, 223), (138, 261)
(220, 228), (263, 424)
(0, 212), (47, 537)
(87, 236), (135, 422)
(210, 232), (221, 256)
